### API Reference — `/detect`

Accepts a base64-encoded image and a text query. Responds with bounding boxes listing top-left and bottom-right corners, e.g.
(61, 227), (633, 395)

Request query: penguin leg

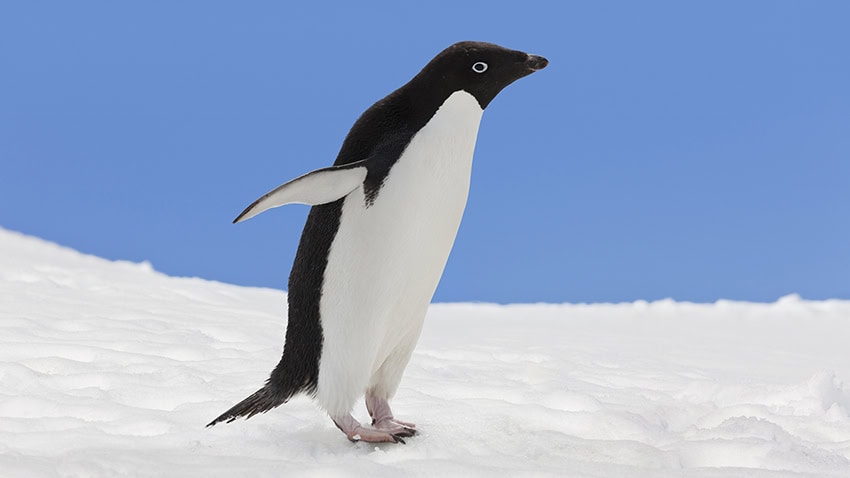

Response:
(363, 329), (421, 433)
(365, 393), (417, 433)
(331, 414), (412, 444)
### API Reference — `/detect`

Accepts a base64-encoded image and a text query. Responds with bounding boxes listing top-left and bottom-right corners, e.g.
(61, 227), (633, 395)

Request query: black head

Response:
(412, 41), (548, 109)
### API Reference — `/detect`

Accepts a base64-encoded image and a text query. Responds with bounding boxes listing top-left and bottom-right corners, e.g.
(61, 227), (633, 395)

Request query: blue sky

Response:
(2, 2), (848, 303)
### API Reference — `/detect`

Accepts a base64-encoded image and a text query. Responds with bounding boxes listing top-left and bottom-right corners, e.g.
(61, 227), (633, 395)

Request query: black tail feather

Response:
(206, 385), (292, 427)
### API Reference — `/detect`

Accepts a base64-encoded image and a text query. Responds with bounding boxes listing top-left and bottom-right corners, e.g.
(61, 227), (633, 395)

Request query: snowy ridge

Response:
(1, 227), (849, 477)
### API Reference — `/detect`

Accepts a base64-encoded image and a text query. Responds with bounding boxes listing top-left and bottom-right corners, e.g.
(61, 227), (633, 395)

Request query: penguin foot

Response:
(332, 414), (410, 444)
(365, 394), (417, 435)
(373, 417), (417, 437)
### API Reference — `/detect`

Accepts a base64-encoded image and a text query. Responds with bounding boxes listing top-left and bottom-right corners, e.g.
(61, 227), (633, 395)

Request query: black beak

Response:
(526, 54), (549, 71)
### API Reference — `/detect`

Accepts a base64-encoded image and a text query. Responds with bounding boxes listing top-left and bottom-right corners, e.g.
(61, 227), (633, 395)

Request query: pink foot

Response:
(365, 394), (417, 436)
(331, 414), (411, 444)
(373, 417), (417, 436)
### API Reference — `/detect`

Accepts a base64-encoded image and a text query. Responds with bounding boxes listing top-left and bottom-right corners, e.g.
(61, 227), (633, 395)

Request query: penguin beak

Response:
(526, 54), (549, 72)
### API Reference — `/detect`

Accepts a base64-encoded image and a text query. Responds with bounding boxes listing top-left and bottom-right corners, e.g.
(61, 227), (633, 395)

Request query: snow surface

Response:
(1, 227), (849, 477)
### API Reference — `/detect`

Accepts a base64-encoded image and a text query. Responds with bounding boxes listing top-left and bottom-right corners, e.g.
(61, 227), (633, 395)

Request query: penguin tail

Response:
(206, 384), (292, 427)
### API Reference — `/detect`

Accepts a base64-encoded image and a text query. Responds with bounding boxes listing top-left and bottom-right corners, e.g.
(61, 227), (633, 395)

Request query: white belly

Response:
(316, 91), (484, 414)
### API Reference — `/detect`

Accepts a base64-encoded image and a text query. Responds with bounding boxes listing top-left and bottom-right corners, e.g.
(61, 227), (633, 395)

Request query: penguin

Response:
(207, 41), (548, 443)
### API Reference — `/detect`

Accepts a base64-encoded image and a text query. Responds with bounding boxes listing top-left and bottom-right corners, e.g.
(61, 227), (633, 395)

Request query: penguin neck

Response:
(409, 89), (484, 187)
(400, 88), (483, 144)
(426, 90), (484, 142)
(401, 89), (483, 190)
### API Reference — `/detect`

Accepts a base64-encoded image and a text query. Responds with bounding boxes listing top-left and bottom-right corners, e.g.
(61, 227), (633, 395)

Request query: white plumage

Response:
(316, 90), (483, 416)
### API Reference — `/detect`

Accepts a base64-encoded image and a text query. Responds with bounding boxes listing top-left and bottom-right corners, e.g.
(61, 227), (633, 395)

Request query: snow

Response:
(1, 227), (849, 477)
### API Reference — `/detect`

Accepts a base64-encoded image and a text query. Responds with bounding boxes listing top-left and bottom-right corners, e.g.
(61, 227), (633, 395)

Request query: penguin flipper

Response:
(233, 160), (368, 223)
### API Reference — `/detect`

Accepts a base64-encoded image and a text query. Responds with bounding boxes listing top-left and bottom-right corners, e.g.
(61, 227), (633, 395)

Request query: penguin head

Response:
(416, 41), (548, 109)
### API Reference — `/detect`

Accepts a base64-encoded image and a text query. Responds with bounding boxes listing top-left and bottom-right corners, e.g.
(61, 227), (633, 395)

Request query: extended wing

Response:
(233, 160), (368, 224)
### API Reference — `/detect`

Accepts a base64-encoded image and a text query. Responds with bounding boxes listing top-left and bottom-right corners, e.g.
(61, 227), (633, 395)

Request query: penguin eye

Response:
(471, 61), (488, 74)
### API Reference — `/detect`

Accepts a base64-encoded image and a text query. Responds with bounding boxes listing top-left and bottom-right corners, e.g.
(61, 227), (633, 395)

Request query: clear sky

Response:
(2, 1), (848, 303)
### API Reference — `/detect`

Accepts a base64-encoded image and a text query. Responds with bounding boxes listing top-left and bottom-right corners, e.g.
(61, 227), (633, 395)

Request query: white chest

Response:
(317, 91), (484, 401)
(327, 90), (483, 311)
(321, 91), (482, 324)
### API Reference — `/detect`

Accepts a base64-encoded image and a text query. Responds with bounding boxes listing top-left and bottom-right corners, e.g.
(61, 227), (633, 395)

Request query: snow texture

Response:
(1, 227), (849, 477)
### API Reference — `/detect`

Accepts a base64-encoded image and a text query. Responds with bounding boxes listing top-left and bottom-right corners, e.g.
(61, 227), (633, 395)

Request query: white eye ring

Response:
(472, 61), (488, 73)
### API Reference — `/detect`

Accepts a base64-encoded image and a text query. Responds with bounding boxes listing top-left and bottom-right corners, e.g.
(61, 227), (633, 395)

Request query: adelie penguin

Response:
(208, 41), (548, 443)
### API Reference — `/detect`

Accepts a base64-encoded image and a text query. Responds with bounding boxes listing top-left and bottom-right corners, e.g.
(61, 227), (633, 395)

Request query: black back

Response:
(267, 42), (547, 398)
